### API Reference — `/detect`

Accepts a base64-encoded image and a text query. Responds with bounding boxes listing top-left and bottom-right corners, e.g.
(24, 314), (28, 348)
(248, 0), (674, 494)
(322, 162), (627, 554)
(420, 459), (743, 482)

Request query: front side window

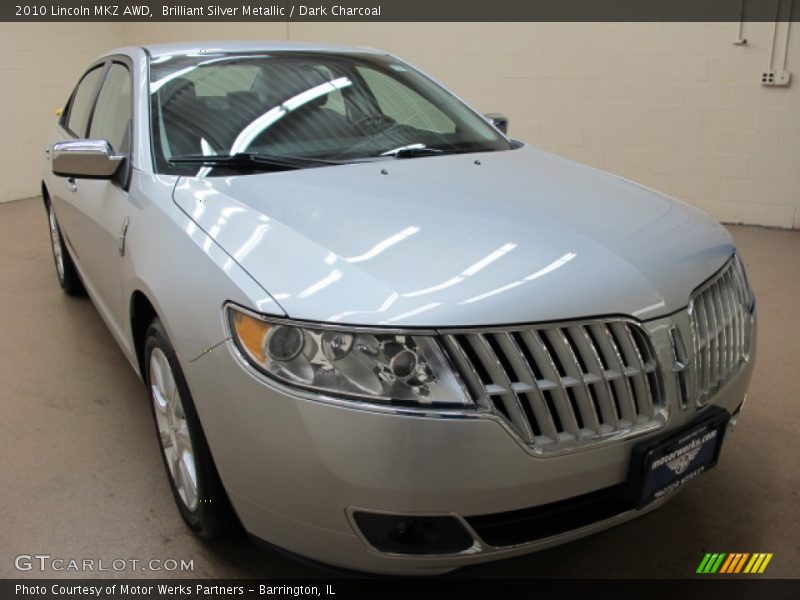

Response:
(66, 66), (104, 137)
(89, 63), (133, 154)
(149, 51), (512, 175)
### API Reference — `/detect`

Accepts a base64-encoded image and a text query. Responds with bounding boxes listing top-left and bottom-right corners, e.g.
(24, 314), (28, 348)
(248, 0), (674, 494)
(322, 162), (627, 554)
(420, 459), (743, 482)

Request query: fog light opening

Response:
(352, 512), (474, 555)
(389, 518), (437, 547)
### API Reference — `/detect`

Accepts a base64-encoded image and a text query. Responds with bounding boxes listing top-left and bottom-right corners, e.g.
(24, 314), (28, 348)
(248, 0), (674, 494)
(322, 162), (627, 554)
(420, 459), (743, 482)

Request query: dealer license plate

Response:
(635, 410), (729, 508)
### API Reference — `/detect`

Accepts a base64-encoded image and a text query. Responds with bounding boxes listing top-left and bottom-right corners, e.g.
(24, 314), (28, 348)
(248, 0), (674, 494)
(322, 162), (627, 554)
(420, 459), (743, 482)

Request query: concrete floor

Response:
(1, 196), (798, 579)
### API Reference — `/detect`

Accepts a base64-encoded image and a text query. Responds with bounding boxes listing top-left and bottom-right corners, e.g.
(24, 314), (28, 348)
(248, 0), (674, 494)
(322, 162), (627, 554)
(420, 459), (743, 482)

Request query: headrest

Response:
(160, 77), (197, 104)
(227, 90), (260, 110)
(255, 64), (335, 109)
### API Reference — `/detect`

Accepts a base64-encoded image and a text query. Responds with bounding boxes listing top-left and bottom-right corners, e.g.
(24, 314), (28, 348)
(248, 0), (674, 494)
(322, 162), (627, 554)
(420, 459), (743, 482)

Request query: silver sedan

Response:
(42, 41), (756, 575)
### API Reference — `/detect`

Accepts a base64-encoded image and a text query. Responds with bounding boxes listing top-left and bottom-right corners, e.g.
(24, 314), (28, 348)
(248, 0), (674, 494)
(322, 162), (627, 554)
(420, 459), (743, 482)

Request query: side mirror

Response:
(51, 139), (124, 179)
(484, 113), (509, 135)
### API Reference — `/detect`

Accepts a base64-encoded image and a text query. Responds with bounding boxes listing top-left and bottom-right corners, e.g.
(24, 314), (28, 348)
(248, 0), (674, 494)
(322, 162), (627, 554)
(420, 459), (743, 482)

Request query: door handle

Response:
(66, 178), (77, 193)
(118, 217), (130, 257)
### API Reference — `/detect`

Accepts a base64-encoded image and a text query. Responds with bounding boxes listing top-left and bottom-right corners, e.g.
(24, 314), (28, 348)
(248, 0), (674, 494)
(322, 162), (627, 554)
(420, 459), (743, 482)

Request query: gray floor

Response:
(1, 196), (798, 579)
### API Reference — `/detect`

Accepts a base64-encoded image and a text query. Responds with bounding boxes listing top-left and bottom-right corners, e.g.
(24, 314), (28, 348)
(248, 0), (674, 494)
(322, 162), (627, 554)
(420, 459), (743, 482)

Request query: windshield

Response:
(149, 51), (513, 175)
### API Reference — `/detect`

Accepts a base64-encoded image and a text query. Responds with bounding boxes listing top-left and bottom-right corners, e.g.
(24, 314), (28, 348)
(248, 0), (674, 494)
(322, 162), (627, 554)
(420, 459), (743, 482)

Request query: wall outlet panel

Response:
(761, 70), (791, 86)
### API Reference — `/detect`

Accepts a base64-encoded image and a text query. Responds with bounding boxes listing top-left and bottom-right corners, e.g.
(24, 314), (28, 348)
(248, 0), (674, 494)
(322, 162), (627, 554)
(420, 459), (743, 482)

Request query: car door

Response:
(57, 60), (134, 343)
(48, 63), (107, 266)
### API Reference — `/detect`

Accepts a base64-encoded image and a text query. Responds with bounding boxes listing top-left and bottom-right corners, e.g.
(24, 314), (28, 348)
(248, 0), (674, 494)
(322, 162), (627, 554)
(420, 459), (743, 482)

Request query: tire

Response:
(144, 318), (234, 538)
(47, 201), (84, 296)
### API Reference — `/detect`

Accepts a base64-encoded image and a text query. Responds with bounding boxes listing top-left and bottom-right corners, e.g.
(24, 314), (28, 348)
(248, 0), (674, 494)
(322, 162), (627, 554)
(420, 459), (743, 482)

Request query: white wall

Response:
(0, 23), (123, 202)
(2, 21), (798, 229)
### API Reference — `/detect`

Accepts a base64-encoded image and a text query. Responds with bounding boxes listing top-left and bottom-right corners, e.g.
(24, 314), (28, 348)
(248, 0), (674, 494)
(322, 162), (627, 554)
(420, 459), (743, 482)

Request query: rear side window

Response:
(89, 63), (133, 154)
(66, 66), (104, 137)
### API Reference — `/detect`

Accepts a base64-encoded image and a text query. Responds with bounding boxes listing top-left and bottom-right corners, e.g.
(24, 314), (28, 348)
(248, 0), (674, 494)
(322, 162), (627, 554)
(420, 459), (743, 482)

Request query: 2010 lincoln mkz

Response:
(42, 41), (756, 575)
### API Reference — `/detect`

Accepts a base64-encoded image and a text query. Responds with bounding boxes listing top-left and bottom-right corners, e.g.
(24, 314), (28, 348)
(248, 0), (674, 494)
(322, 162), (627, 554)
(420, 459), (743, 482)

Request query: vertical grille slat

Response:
(468, 334), (535, 443)
(716, 286), (727, 377)
(708, 282), (722, 384)
(730, 263), (748, 361)
(669, 326), (690, 409)
(444, 318), (664, 454)
(723, 278), (736, 373)
(723, 270), (740, 368)
(685, 256), (754, 406)
(609, 321), (655, 419)
(442, 335), (486, 405)
(717, 274), (732, 372)
(521, 331), (582, 441)
(705, 290), (720, 388)
(545, 329), (601, 435)
(494, 332), (560, 443)
(695, 296), (712, 396)
(589, 323), (638, 426)
(738, 263), (753, 353)
(568, 325), (620, 430)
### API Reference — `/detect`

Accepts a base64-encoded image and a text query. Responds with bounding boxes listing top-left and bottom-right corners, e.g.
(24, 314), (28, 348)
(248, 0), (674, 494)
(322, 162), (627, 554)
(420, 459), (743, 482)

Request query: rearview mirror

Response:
(484, 113), (509, 134)
(51, 139), (124, 179)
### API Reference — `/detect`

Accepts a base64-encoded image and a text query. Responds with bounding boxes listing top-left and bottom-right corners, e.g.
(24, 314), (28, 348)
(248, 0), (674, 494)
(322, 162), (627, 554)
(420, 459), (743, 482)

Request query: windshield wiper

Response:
(380, 143), (502, 159)
(168, 153), (342, 171)
(381, 144), (445, 159)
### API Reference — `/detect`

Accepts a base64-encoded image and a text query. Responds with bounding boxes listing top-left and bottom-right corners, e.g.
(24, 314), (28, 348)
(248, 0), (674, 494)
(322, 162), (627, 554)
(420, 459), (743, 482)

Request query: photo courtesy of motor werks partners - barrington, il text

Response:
(39, 3), (384, 18)
(15, 584), (330, 597)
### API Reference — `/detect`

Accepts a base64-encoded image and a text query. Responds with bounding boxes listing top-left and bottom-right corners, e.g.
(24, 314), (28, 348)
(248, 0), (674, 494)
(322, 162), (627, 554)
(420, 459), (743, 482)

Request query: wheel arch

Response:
(130, 289), (159, 380)
(41, 181), (50, 208)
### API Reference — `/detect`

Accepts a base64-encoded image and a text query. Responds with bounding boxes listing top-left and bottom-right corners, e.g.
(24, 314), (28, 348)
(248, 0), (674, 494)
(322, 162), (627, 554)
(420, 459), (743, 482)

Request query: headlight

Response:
(227, 306), (472, 407)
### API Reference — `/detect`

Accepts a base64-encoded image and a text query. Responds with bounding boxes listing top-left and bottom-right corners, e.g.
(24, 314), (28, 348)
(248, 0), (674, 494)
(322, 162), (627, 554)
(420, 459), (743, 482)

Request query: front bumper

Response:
(182, 310), (756, 575)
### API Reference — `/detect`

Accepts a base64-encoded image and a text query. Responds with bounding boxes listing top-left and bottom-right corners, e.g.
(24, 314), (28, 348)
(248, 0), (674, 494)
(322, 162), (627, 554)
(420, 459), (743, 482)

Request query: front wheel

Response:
(144, 318), (234, 538)
(47, 202), (84, 296)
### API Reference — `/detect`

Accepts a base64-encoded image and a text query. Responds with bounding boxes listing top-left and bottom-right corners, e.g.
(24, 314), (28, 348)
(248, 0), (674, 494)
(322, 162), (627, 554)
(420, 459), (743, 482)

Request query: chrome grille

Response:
(689, 256), (753, 405)
(444, 320), (665, 453)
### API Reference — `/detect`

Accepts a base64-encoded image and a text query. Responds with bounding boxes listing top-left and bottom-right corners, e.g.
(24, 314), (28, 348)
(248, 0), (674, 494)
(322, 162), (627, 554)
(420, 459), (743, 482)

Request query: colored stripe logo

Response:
(697, 552), (773, 574)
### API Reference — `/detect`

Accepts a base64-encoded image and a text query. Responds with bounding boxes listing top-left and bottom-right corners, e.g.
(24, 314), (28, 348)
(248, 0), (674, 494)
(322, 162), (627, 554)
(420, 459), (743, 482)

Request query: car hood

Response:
(172, 145), (733, 327)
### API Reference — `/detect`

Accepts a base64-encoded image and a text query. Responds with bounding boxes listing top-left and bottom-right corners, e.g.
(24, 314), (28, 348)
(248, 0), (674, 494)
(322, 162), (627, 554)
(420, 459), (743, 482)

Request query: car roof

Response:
(140, 40), (386, 58)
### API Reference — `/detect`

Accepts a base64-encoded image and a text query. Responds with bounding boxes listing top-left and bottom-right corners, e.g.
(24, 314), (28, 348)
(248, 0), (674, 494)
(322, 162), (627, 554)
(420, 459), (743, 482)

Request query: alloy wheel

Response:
(150, 347), (199, 511)
(48, 206), (65, 281)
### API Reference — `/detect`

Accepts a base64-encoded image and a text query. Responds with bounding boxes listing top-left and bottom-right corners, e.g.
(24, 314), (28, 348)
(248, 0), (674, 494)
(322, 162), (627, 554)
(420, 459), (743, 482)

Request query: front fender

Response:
(123, 171), (285, 374)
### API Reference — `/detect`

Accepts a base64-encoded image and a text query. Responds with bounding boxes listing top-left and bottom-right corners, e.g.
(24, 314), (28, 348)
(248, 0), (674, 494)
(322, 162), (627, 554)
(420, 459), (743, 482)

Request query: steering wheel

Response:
(351, 113), (396, 133)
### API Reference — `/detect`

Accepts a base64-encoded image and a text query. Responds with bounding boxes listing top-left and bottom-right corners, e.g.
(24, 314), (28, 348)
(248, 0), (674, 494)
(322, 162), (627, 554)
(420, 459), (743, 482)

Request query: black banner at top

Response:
(3, 0), (800, 22)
